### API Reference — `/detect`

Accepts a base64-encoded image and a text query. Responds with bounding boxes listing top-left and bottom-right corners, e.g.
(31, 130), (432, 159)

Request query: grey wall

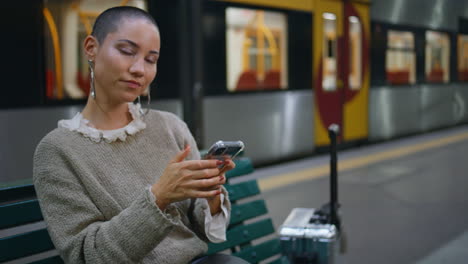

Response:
(0, 100), (182, 188)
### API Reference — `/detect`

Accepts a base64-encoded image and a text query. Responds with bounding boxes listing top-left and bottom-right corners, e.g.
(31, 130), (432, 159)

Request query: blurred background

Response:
(2, 0), (468, 187)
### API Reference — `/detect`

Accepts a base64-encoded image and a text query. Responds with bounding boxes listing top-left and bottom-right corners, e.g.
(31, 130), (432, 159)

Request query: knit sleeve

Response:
(33, 140), (180, 264)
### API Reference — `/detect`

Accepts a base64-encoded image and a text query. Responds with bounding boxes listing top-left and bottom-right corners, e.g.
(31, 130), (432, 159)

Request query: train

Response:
(2, 0), (468, 187)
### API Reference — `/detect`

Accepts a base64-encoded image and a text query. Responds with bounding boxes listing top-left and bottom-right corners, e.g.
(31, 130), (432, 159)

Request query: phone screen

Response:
(205, 141), (244, 160)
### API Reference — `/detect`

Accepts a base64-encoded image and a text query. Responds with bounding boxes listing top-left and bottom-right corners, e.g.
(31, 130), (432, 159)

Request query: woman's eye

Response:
(146, 57), (158, 64)
(120, 49), (134, 55)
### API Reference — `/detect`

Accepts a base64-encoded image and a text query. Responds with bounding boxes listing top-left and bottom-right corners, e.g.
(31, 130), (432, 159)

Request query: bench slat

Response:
(0, 199), (43, 229)
(0, 184), (36, 204)
(268, 255), (290, 264)
(207, 218), (275, 254)
(226, 158), (254, 179)
(31, 255), (64, 264)
(230, 200), (268, 226)
(225, 180), (260, 202)
(0, 229), (55, 263)
(234, 238), (283, 263)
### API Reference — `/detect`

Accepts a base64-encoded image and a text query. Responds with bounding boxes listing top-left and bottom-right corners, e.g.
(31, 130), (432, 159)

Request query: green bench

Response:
(0, 157), (286, 263)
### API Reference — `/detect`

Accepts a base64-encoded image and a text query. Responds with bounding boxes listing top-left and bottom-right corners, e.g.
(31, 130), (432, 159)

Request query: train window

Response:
(425, 31), (450, 83)
(386, 30), (416, 85)
(322, 13), (337, 91)
(43, 0), (147, 101)
(226, 7), (288, 92)
(458, 34), (468, 81)
(349, 16), (362, 90)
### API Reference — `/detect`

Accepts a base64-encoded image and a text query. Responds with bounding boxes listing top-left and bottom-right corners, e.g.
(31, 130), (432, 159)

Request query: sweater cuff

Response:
(203, 189), (230, 243)
(146, 186), (180, 223)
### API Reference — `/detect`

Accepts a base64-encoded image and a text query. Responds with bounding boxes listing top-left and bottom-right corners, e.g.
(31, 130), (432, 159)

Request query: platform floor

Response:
(236, 125), (468, 264)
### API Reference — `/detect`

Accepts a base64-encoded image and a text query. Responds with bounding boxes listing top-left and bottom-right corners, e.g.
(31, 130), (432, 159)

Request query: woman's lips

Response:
(123, 80), (141, 89)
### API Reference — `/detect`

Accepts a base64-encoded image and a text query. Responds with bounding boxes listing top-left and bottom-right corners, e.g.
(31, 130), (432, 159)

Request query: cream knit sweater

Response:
(33, 109), (230, 264)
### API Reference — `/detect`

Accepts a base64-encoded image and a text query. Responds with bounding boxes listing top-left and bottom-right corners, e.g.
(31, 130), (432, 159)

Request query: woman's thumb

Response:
(171, 145), (191, 163)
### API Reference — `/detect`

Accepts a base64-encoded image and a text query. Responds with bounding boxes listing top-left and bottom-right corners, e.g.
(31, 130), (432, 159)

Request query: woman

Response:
(34, 6), (235, 264)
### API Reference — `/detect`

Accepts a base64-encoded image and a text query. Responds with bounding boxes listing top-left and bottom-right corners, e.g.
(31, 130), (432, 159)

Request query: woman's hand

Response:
(151, 145), (229, 211)
(206, 159), (235, 215)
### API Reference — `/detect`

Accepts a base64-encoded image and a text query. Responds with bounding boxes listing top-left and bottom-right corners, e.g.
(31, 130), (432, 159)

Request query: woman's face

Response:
(93, 18), (160, 104)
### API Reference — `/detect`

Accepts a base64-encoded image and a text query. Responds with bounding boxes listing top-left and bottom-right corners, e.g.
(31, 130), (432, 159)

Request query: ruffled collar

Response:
(58, 103), (147, 143)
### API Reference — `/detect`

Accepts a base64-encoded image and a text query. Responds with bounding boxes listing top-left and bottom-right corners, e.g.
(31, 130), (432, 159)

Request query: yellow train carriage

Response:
(221, 0), (371, 146)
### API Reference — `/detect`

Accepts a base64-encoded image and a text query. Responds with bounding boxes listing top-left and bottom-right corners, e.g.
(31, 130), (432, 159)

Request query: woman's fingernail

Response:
(216, 160), (223, 165)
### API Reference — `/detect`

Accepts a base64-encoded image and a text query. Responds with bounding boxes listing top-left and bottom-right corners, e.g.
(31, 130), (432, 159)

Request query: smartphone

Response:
(204, 140), (245, 163)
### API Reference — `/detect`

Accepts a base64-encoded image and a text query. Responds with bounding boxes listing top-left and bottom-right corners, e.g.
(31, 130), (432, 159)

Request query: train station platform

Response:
(232, 124), (468, 264)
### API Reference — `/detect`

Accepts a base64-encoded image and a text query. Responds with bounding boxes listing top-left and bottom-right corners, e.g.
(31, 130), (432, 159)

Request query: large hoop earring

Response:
(88, 60), (96, 99)
(138, 87), (151, 116)
(146, 87), (151, 114)
(135, 95), (144, 115)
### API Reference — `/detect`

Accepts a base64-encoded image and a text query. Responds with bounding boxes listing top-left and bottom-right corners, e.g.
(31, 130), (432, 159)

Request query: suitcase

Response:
(279, 124), (344, 264)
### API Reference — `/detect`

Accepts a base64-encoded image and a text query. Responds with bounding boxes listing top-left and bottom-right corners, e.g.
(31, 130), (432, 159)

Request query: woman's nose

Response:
(129, 58), (145, 76)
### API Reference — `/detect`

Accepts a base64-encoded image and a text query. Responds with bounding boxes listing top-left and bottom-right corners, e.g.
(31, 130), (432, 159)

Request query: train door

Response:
(313, 0), (344, 146)
(342, 0), (370, 143)
(313, 0), (369, 146)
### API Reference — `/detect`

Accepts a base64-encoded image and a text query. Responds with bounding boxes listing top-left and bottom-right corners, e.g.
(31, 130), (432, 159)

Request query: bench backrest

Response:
(0, 185), (63, 264)
(0, 157), (287, 264)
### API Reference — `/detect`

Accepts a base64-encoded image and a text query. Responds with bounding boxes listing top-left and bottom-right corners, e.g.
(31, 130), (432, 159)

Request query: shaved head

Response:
(91, 6), (158, 44)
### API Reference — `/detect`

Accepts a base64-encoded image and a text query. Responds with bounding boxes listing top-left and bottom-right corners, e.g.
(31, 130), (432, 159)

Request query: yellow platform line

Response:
(258, 131), (468, 192)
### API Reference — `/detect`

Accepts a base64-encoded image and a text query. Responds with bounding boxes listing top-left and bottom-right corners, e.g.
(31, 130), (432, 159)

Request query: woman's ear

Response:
(83, 35), (98, 60)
